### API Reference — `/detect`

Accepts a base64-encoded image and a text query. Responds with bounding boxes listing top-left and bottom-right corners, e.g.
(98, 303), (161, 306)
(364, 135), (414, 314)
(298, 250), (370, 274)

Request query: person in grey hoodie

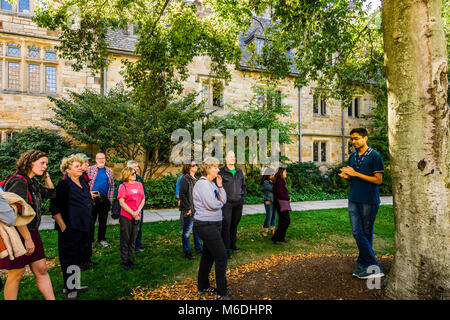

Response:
(192, 157), (230, 300)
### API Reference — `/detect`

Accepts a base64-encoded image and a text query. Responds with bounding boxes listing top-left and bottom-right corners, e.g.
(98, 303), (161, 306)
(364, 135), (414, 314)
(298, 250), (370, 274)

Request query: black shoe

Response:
(128, 261), (136, 268)
(217, 295), (232, 300)
(231, 247), (240, 252)
(121, 262), (130, 270)
(198, 286), (217, 294)
(281, 239), (289, 243)
(195, 250), (203, 255)
(272, 240), (282, 245)
(184, 252), (195, 260)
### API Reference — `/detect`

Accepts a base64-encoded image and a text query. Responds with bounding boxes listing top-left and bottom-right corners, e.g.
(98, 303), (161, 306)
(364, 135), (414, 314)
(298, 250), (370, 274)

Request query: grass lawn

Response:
(1, 205), (394, 300)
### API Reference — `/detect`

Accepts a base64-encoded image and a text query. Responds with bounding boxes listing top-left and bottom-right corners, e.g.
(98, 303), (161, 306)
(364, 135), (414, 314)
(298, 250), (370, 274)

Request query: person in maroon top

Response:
(271, 167), (292, 245)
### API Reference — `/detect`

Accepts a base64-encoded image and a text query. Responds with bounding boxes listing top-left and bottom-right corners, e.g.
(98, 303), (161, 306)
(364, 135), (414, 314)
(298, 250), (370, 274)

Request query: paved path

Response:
(39, 196), (393, 231)
(39, 197), (392, 230)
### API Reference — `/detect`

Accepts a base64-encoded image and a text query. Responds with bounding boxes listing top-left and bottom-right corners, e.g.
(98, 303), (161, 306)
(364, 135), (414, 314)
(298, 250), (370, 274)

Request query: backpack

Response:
(0, 174), (33, 204)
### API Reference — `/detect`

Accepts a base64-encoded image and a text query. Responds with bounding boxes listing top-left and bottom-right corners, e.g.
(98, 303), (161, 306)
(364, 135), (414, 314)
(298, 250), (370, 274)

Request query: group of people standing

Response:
(176, 151), (294, 300)
(0, 151), (146, 299)
(0, 127), (385, 300)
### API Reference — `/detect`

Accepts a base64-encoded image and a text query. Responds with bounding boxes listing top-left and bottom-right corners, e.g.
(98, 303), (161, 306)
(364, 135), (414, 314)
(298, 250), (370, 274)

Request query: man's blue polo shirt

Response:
(348, 147), (384, 205)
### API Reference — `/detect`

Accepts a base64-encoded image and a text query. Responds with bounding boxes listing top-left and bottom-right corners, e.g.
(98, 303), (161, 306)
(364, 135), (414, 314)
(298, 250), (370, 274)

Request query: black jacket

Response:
(219, 166), (246, 203)
(179, 174), (197, 217)
(50, 176), (93, 233)
(3, 172), (56, 232)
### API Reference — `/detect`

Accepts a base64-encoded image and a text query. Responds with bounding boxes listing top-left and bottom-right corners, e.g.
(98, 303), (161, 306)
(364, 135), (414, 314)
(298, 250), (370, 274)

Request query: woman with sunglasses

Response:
(117, 167), (145, 270)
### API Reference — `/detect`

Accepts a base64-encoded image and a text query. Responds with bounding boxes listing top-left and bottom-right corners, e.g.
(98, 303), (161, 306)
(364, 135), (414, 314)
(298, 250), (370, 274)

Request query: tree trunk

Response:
(382, 0), (449, 299)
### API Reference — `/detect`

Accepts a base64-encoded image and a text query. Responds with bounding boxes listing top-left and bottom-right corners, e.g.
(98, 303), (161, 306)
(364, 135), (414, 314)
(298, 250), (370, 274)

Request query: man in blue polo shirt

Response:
(339, 128), (385, 279)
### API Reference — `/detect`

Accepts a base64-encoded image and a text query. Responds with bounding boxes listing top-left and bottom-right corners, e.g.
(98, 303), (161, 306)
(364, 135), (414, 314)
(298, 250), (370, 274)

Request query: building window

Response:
(321, 142), (327, 162)
(45, 65), (56, 92)
(202, 79), (224, 108)
(354, 97), (360, 118)
(313, 141), (327, 163)
(347, 97), (360, 118)
(28, 64), (40, 92)
(7, 44), (20, 57)
(28, 46), (41, 59)
(255, 39), (265, 55)
(1, 0), (12, 10)
(8, 62), (20, 90)
(313, 95), (327, 115)
(45, 48), (57, 61)
(7, 131), (17, 141)
(19, 0), (30, 12)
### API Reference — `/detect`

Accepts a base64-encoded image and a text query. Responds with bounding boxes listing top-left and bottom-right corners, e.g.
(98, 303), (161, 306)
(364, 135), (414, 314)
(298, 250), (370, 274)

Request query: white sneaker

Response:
(99, 240), (109, 248)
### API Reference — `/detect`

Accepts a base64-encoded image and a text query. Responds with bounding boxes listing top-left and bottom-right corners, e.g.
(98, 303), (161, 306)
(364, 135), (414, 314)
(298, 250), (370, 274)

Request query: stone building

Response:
(0, 1), (375, 176)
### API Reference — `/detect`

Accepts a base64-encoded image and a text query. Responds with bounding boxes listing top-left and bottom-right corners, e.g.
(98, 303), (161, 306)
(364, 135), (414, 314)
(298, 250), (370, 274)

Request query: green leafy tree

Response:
(49, 84), (205, 179)
(211, 85), (296, 170)
(0, 127), (81, 180)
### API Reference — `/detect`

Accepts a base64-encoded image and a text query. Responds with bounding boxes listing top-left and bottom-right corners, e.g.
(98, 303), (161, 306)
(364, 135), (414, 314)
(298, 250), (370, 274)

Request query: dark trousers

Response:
(221, 200), (243, 251)
(90, 195), (110, 243)
(119, 216), (139, 264)
(194, 220), (228, 296)
(271, 202), (291, 242)
(58, 228), (89, 292)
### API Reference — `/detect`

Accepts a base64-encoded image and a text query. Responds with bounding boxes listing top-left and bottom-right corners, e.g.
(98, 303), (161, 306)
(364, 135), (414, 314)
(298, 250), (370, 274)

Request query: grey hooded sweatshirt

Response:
(192, 176), (227, 222)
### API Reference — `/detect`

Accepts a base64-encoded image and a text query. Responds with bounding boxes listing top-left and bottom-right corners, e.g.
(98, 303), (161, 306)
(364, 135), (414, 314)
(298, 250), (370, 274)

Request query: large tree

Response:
(382, 0), (449, 299)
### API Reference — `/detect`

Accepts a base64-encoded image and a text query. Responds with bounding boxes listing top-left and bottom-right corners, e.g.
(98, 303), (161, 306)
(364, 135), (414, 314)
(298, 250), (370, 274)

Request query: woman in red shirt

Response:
(117, 167), (145, 270)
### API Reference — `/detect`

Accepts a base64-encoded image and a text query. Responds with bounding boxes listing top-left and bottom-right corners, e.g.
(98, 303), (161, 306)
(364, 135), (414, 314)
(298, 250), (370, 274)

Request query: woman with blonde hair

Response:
(117, 166), (145, 270)
(50, 154), (92, 299)
(0, 150), (56, 300)
(192, 157), (229, 300)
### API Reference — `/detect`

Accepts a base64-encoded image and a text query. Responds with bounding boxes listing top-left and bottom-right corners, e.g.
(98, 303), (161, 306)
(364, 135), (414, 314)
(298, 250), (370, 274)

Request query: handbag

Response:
(278, 199), (291, 212)
(111, 198), (121, 219)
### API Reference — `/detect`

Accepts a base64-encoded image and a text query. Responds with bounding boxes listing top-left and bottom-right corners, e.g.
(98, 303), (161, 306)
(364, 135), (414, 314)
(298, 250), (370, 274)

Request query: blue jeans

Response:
(263, 201), (277, 228)
(348, 201), (381, 269)
(182, 215), (203, 254)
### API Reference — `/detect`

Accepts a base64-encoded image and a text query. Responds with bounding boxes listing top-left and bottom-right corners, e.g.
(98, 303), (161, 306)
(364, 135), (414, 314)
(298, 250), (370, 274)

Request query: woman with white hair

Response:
(50, 154), (92, 299)
(192, 157), (230, 300)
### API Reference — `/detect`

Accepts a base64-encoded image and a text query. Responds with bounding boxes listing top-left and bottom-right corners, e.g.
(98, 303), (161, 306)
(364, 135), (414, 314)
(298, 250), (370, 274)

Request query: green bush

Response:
(144, 174), (179, 209)
(0, 128), (82, 215)
(0, 127), (81, 181)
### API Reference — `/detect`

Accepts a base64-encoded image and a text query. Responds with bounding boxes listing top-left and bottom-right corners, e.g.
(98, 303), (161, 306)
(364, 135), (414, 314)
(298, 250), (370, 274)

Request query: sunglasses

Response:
(132, 171), (137, 175)
(191, 164), (197, 167)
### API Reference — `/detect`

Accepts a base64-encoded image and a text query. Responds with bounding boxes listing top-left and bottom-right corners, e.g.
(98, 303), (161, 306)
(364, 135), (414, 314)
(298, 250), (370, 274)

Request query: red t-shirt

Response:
(117, 182), (145, 220)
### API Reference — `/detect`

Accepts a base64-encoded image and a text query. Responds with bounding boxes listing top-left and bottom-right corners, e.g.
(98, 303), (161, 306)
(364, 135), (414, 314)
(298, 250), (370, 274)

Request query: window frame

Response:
(313, 140), (328, 163)
(27, 63), (40, 92)
(313, 94), (327, 116)
(44, 64), (57, 93)
(7, 61), (21, 90)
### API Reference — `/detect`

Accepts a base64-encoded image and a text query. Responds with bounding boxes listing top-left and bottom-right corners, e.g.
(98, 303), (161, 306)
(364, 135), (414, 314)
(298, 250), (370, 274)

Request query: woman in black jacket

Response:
(0, 150), (56, 300)
(179, 161), (202, 259)
(50, 154), (92, 299)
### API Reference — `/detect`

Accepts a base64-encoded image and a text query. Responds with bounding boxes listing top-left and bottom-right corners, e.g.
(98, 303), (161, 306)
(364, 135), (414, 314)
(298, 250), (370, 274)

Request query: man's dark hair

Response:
(350, 128), (369, 137)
